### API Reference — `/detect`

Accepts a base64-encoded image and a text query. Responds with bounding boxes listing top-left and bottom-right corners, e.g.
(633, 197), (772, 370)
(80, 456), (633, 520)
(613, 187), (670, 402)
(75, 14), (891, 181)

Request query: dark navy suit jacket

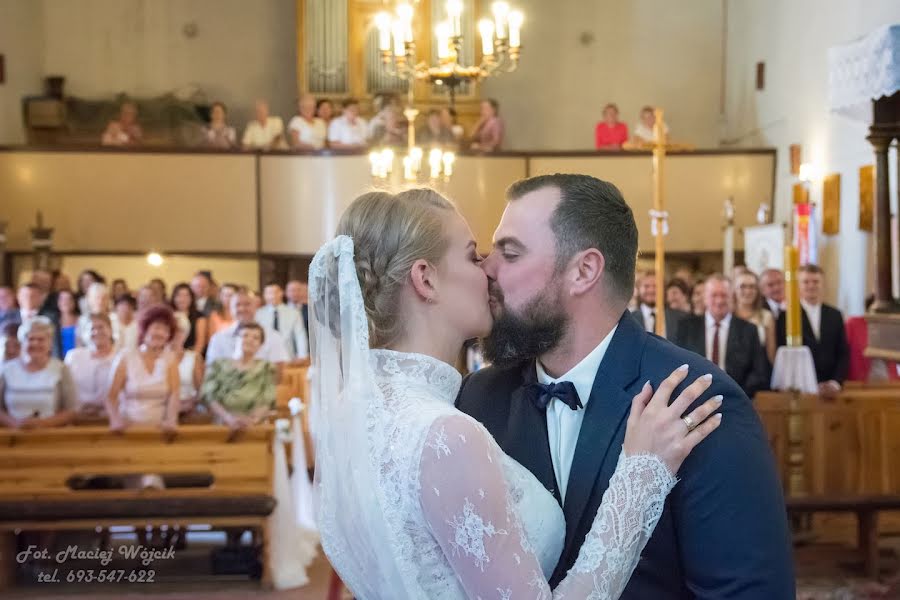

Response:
(457, 312), (794, 598)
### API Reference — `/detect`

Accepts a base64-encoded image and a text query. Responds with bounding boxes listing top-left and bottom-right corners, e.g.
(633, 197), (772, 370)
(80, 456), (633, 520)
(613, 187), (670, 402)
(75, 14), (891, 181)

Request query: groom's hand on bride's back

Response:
(623, 364), (723, 475)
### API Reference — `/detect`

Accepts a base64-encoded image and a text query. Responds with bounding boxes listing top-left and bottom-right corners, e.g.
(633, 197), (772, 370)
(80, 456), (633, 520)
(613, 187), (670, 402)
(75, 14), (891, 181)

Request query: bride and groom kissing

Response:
(309, 173), (795, 599)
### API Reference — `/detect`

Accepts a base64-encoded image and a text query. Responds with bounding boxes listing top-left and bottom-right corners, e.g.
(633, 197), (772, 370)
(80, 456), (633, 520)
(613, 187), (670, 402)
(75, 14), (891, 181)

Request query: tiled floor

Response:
(5, 513), (900, 599)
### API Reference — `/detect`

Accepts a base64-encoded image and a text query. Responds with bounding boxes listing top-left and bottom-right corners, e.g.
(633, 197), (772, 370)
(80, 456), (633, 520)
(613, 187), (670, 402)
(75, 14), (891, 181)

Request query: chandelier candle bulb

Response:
(381, 148), (394, 174)
(369, 151), (380, 177)
(403, 156), (414, 181)
(492, 2), (510, 39)
(396, 3), (414, 42)
(392, 21), (406, 57)
(376, 12), (392, 51)
(429, 148), (442, 179)
(442, 152), (455, 178)
(446, 0), (463, 37)
(436, 22), (451, 59)
(479, 19), (495, 55)
(508, 10), (523, 47)
(410, 146), (423, 171)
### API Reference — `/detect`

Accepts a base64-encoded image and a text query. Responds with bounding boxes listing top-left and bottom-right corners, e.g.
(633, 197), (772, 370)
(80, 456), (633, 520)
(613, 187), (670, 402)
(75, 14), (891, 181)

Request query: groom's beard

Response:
(481, 281), (568, 368)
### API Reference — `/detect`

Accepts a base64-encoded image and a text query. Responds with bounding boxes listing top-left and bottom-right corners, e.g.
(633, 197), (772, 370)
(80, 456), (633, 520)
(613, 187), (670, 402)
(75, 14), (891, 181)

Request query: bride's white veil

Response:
(308, 234), (408, 598)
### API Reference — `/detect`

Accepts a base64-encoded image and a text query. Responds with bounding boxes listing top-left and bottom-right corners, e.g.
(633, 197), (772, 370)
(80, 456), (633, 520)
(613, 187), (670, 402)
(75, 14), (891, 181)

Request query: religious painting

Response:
(744, 224), (785, 274)
(792, 182), (808, 205)
(822, 173), (840, 235)
(859, 165), (874, 231)
(789, 144), (801, 176)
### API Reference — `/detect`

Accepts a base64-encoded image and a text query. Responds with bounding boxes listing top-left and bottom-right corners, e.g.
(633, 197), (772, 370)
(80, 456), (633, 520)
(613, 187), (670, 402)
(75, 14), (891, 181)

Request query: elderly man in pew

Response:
(776, 264), (850, 398)
(0, 317), (78, 429)
(674, 273), (770, 398)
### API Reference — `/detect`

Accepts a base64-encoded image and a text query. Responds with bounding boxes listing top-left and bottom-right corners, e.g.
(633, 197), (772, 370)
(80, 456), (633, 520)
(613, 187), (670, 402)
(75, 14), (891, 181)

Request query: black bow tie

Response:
(525, 381), (583, 412)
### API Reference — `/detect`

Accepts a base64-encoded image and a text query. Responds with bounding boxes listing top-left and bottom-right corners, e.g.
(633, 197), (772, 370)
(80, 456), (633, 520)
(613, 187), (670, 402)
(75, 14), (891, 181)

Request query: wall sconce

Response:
(146, 252), (164, 267)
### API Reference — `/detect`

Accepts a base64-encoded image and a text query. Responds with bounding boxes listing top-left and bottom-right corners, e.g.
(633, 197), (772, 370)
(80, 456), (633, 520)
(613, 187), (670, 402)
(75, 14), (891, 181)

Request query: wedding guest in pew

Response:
(191, 271), (220, 318)
(203, 101), (238, 149)
(101, 101), (143, 147)
(734, 270), (777, 364)
(0, 286), (16, 330)
(470, 98), (504, 152)
(691, 278), (706, 316)
(106, 305), (179, 433)
(52, 270), (73, 294)
(288, 94), (327, 150)
(673, 267), (697, 288)
(759, 268), (786, 319)
(170, 283), (208, 356)
(13, 282), (56, 328)
(65, 313), (117, 419)
(776, 264), (850, 398)
(149, 278), (168, 305)
(171, 312), (204, 415)
(255, 283), (308, 361)
(110, 278), (129, 300)
(846, 296), (900, 382)
(76, 283), (118, 348)
(665, 278), (693, 314)
(206, 291), (289, 366)
(115, 294), (139, 351)
(0, 317), (77, 429)
(594, 103), (629, 150)
(209, 283), (239, 335)
(136, 284), (162, 313)
(327, 98), (369, 149)
(75, 269), (104, 316)
(242, 99), (286, 150)
(1, 323), (20, 367)
(632, 105), (668, 145)
(202, 322), (276, 432)
(55, 290), (80, 359)
(285, 280), (309, 336)
(674, 274), (770, 398)
(440, 106), (465, 144)
(630, 270), (687, 340)
(316, 98), (335, 125)
(417, 109), (455, 147)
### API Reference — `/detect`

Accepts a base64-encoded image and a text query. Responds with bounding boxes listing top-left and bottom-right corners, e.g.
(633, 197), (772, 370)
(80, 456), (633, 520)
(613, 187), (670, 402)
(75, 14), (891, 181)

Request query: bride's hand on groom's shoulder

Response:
(623, 364), (724, 475)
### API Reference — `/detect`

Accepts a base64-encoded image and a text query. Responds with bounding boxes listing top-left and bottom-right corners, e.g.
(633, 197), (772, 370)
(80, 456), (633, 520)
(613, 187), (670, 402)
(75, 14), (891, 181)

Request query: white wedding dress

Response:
(310, 236), (677, 600)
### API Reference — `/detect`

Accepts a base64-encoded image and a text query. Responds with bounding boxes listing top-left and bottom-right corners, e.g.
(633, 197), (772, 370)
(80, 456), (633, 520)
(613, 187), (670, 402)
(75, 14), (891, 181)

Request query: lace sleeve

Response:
(419, 415), (677, 600)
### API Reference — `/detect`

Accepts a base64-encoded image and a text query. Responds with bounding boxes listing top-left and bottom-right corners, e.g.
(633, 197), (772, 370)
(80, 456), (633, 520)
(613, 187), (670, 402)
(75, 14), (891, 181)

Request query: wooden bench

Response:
(755, 390), (900, 577)
(0, 425), (276, 589)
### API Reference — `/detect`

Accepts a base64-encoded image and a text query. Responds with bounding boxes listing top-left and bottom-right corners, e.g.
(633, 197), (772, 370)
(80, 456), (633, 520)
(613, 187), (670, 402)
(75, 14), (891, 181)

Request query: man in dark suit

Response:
(191, 271), (222, 318)
(674, 273), (770, 398)
(629, 270), (686, 340)
(760, 268), (786, 319)
(457, 174), (793, 598)
(776, 263), (849, 397)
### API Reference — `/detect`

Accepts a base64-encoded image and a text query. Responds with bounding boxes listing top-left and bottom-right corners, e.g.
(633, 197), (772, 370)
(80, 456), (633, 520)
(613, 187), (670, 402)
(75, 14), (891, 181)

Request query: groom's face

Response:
(480, 187), (569, 365)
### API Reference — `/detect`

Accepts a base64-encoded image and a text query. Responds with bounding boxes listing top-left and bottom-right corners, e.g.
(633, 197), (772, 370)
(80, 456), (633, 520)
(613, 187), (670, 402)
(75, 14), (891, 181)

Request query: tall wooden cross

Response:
(651, 108), (669, 337)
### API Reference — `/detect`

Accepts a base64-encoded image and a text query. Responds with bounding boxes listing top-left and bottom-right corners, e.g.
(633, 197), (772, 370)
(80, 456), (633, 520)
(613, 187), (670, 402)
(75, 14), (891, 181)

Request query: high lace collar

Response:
(370, 349), (462, 405)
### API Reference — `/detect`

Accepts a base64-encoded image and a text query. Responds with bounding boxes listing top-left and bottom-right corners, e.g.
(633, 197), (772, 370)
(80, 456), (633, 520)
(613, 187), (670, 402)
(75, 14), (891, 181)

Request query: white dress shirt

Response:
(766, 297), (784, 319)
(254, 304), (309, 360)
(327, 115), (369, 146)
(205, 322), (289, 365)
(288, 116), (327, 149)
(705, 312), (731, 370)
(535, 324), (618, 503)
(639, 303), (656, 333)
(800, 300), (822, 340)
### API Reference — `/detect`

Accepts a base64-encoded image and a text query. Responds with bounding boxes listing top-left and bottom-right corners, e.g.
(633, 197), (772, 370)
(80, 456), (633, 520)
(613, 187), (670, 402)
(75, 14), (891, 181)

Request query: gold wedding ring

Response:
(682, 415), (697, 432)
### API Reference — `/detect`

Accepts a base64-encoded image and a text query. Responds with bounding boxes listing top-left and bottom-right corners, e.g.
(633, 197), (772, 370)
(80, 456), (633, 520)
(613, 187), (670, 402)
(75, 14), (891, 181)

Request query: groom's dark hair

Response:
(506, 173), (638, 305)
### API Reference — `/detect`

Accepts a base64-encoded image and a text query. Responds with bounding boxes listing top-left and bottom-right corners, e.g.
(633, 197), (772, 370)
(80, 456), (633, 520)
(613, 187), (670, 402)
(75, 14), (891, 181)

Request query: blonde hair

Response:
(336, 188), (456, 348)
(18, 316), (55, 344)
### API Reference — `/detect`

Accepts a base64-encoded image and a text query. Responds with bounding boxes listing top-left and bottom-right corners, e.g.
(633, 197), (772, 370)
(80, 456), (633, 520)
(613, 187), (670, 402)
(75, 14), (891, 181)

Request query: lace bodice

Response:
(319, 349), (678, 600)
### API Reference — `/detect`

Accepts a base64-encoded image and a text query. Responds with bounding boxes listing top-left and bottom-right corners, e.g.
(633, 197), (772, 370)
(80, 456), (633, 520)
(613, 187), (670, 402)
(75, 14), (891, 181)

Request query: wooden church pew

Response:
(0, 425), (276, 589)
(755, 389), (900, 577)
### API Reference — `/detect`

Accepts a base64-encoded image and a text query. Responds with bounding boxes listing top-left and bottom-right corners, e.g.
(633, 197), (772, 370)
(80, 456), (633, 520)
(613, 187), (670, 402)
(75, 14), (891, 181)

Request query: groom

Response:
(457, 174), (794, 598)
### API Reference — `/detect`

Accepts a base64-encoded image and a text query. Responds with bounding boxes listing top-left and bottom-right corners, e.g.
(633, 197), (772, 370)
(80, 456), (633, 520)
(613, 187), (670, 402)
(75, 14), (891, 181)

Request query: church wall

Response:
(723, 0), (900, 314)
(481, 0), (726, 150)
(32, 0), (297, 132)
(0, 0), (44, 144)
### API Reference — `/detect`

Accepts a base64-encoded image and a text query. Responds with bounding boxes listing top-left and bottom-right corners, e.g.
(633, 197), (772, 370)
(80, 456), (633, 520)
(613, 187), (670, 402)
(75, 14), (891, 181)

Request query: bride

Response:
(309, 188), (722, 599)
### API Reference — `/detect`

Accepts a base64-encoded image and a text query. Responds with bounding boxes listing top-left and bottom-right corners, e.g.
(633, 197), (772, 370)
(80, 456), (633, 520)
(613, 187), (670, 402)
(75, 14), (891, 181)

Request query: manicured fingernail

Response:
(677, 364), (689, 372)
(701, 373), (713, 382)
(715, 413), (723, 422)
(643, 380), (652, 390)
(712, 395), (723, 404)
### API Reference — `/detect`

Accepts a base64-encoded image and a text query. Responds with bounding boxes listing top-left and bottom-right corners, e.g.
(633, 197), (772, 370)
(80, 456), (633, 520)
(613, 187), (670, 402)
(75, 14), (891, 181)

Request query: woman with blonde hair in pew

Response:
(0, 317), (78, 428)
(65, 313), (117, 419)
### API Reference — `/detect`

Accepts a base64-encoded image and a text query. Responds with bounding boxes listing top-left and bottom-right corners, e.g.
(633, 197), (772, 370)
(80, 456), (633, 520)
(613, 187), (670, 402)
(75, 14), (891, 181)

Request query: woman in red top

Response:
(595, 103), (629, 149)
(845, 297), (900, 381)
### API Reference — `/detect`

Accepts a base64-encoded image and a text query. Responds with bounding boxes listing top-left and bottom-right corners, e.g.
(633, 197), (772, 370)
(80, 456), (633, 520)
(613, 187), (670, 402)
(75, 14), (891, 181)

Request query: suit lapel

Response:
(687, 318), (705, 357)
(725, 320), (740, 376)
(503, 361), (561, 504)
(561, 312), (643, 555)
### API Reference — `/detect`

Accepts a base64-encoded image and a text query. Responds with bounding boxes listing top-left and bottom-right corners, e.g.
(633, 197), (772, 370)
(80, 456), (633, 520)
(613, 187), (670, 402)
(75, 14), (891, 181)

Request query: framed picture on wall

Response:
(822, 173), (840, 235)
(859, 165), (874, 231)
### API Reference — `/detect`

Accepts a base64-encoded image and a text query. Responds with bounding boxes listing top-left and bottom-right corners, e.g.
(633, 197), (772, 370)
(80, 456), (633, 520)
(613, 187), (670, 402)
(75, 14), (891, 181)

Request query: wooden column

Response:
(866, 132), (895, 312)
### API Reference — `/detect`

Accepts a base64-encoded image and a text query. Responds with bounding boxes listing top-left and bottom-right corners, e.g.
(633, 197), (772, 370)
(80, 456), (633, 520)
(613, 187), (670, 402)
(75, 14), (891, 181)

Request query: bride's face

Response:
(434, 211), (493, 339)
